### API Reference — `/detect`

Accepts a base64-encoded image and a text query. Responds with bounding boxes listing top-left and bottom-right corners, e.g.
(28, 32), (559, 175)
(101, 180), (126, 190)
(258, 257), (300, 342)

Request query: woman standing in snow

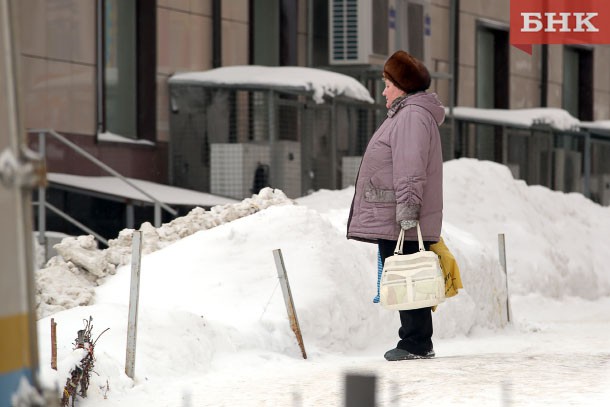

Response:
(346, 50), (445, 361)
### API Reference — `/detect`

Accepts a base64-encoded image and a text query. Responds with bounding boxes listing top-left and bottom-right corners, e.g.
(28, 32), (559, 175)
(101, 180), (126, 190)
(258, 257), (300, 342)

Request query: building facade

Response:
(18, 0), (610, 182)
(17, 0), (610, 190)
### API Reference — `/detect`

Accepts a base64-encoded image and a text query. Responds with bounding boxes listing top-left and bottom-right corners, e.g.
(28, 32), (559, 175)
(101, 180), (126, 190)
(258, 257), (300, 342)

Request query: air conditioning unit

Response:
(329, 0), (373, 65)
(329, 0), (430, 66)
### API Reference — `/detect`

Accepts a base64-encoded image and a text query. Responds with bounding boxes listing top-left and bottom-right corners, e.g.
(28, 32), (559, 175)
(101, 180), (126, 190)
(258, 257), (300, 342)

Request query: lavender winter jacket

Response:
(347, 92), (445, 243)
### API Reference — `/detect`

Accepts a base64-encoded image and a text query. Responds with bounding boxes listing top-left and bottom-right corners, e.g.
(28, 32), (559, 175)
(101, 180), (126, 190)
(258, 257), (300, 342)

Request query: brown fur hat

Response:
(383, 50), (431, 93)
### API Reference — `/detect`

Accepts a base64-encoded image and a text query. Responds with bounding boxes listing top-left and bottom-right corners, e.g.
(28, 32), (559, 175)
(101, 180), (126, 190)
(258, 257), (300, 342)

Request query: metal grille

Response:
(441, 118), (610, 205)
(169, 83), (383, 199)
(331, 0), (359, 61)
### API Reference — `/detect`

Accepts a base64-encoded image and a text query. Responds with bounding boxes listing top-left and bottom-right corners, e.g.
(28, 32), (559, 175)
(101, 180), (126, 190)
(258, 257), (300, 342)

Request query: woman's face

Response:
(382, 78), (405, 108)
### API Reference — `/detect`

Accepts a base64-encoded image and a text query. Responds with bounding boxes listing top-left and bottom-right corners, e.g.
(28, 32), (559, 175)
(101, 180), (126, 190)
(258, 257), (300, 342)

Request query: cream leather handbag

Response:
(380, 223), (446, 310)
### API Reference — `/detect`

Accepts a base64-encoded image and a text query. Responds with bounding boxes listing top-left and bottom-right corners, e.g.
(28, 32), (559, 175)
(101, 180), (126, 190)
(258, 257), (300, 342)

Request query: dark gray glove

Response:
(400, 219), (417, 230)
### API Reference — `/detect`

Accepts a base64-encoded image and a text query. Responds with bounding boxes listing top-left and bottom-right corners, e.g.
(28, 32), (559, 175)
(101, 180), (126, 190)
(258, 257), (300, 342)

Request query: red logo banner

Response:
(510, 0), (610, 54)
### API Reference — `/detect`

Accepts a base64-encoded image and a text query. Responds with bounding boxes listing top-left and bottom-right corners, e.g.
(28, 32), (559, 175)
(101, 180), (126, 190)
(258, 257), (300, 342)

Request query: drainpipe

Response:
(449, 0), (459, 159)
(540, 44), (548, 107)
(212, 0), (222, 68)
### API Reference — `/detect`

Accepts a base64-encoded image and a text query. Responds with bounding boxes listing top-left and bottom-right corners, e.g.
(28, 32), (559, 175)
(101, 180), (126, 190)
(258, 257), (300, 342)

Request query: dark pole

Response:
(212, 0), (222, 68)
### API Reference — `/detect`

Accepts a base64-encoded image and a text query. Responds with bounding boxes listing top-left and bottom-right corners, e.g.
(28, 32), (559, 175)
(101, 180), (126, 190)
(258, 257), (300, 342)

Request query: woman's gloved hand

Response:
(399, 219), (417, 230)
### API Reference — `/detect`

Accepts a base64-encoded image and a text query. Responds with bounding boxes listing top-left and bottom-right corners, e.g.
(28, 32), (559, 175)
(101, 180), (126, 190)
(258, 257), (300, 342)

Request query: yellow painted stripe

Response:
(0, 313), (31, 373)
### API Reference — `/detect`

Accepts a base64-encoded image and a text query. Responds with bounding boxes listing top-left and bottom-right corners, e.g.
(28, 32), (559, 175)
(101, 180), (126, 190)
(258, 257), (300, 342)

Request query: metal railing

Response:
(30, 128), (178, 250)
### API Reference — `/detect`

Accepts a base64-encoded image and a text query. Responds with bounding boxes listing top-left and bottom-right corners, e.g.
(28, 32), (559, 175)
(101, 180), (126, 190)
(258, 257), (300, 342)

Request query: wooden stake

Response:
(50, 318), (57, 370)
(272, 249), (307, 359)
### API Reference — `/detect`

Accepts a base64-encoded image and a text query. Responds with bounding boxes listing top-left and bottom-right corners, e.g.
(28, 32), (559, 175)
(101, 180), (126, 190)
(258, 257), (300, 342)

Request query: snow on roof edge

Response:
(446, 106), (581, 131)
(169, 66), (374, 104)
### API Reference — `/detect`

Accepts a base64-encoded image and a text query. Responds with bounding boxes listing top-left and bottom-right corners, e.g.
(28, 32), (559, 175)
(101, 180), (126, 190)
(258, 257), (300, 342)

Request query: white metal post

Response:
(498, 233), (511, 323)
(125, 230), (143, 379)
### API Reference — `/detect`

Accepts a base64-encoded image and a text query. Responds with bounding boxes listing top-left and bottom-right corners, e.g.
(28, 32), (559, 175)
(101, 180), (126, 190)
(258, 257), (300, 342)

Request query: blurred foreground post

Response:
(125, 231), (143, 379)
(272, 249), (307, 359)
(498, 233), (511, 323)
(0, 0), (43, 403)
(344, 373), (376, 407)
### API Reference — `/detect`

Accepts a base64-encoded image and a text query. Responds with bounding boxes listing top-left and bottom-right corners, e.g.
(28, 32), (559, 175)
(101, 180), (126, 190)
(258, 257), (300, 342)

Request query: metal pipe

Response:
(448, 0), (458, 159)
(212, 0), (222, 68)
(37, 132), (46, 253)
(96, 0), (104, 133)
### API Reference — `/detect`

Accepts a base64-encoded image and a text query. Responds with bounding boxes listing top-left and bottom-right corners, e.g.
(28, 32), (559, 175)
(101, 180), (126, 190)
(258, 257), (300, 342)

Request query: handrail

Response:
(30, 128), (178, 257)
(33, 201), (109, 246)
(29, 128), (177, 218)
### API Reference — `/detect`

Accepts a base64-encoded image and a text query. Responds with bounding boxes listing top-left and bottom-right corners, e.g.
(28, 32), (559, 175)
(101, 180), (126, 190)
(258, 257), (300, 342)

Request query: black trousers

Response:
(378, 238), (434, 356)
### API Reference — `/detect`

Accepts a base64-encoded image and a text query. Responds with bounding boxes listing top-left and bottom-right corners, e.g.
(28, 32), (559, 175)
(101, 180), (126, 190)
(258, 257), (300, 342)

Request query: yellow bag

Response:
(430, 237), (463, 311)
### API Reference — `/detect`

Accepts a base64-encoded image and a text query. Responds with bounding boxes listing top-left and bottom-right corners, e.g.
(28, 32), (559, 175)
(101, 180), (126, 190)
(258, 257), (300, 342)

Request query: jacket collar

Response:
(387, 91), (424, 118)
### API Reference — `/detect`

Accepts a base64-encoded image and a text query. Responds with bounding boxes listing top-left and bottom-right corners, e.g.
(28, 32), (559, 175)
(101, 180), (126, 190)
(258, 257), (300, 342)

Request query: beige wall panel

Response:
(169, 10), (193, 72)
(459, 12), (476, 67)
(70, 64), (95, 135)
(222, 20), (249, 66)
(297, 33), (307, 66)
(46, 60), (71, 132)
(510, 46), (540, 79)
(18, 0), (47, 57)
(429, 4), (449, 62)
(546, 83), (562, 108)
(46, 0), (73, 61)
(190, 0), (212, 16)
(594, 46), (610, 92)
(510, 76), (539, 108)
(189, 14), (213, 71)
(158, 9), (192, 74)
(461, 0), (509, 20)
(71, 0), (96, 65)
(157, 74), (170, 142)
(222, 0), (249, 23)
(157, 7), (171, 75)
(547, 45), (563, 84)
(162, 0), (190, 12)
(593, 91), (610, 120)
(298, 0), (307, 34)
(457, 65), (475, 107)
(21, 56), (48, 130)
(431, 0), (450, 7)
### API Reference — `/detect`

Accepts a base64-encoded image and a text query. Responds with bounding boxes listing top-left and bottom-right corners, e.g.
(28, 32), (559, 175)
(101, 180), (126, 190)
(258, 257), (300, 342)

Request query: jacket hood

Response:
(402, 92), (446, 126)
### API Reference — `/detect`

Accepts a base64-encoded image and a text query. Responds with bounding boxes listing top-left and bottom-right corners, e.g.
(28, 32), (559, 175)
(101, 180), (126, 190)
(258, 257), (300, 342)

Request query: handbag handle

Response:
(393, 222), (425, 255)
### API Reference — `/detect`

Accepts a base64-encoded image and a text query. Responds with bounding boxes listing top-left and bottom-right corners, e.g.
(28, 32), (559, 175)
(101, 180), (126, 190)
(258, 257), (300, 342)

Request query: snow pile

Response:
(35, 188), (293, 318)
(169, 66), (375, 104)
(443, 159), (610, 299)
(33, 158), (610, 406)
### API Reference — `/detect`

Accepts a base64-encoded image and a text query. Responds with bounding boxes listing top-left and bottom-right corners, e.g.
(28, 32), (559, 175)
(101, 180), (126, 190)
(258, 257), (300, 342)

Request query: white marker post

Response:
(125, 231), (143, 378)
(498, 233), (511, 323)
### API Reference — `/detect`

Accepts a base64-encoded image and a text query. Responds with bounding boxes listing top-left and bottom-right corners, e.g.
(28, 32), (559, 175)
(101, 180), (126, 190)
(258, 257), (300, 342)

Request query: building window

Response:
(97, 0), (156, 141)
(476, 23), (509, 163)
(250, 0), (297, 66)
(476, 24), (509, 109)
(563, 46), (593, 121)
(311, 0), (329, 66)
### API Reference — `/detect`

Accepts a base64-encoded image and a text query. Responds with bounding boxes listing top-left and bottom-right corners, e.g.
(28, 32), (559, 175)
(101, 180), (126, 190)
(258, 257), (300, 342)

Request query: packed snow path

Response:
(71, 296), (610, 406)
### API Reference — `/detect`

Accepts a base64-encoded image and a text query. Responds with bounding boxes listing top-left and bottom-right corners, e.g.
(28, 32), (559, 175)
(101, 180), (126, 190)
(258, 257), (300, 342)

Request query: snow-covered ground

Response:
(34, 158), (610, 406)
